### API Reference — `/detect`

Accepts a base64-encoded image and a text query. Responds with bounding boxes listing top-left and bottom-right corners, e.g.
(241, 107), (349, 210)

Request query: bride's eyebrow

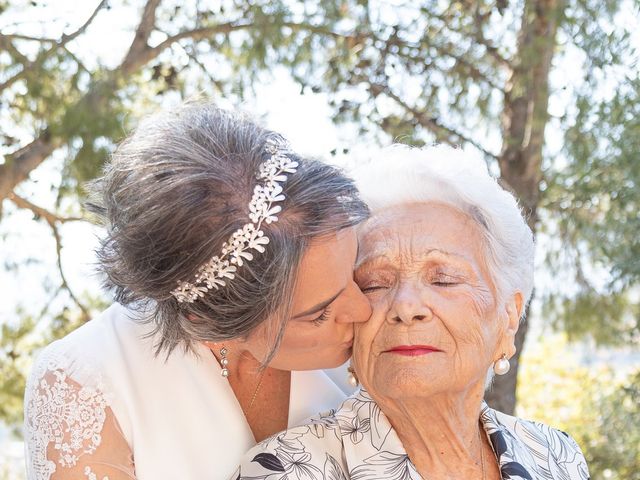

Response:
(292, 287), (345, 319)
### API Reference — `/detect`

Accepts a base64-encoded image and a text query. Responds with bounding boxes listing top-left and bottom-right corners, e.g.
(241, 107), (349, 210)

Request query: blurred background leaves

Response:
(1, 0), (639, 476)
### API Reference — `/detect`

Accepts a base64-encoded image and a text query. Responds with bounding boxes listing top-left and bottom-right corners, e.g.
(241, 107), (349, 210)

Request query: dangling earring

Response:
(493, 353), (510, 375)
(220, 346), (230, 377)
(347, 363), (359, 387)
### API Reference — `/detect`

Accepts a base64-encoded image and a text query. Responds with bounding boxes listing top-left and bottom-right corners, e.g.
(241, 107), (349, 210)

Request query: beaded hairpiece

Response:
(171, 136), (299, 303)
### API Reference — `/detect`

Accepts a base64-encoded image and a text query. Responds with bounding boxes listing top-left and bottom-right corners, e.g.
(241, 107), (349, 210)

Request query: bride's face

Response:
(244, 227), (372, 370)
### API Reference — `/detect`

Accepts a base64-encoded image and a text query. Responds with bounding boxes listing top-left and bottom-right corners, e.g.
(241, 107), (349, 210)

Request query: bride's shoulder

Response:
(27, 303), (155, 385)
(65, 301), (152, 342)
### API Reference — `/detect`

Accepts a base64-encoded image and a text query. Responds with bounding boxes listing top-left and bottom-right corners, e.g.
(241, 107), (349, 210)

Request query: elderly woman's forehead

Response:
(370, 201), (471, 223)
(359, 203), (478, 239)
(356, 202), (485, 263)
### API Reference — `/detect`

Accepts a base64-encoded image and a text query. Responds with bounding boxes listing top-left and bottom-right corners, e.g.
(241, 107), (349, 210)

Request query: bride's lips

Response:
(384, 345), (443, 356)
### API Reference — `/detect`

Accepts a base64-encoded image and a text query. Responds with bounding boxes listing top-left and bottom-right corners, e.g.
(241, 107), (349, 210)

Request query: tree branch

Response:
(0, 33), (57, 43)
(498, 0), (563, 224)
(0, 36), (31, 64)
(281, 21), (365, 41)
(120, 0), (163, 74)
(7, 193), (90, 320)
(0, 130), (61, 202)
(61, 0), (108, 44)
(1, 0), (104, 46)
(395, 40), (505, 92)
(0, 0), (108, 92)
(324, 24), (506, 93)
(0, 68), (22, 93)
(37, 284), (65, 324)
(428, 10), (512, 68)
(135, 19), (366, 73)
(0, 0), (150, 203)
(0, 13), (373, 203)
(0, 35), (33, 91)
(177, 43), (226, 95)
(50, 220), (91, 322)
(434, 40), (505, 91)
(124, 21), (255, 73)
(0, 37), (31, 91)
(469, 31), (512, 68)
(61, 45), (90, 74)
(379, 84), (500, 161)
(7, 193), (86, 224)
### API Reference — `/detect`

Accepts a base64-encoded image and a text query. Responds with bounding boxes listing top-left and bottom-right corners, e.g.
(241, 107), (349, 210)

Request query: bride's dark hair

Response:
(88, 102), (368, 363)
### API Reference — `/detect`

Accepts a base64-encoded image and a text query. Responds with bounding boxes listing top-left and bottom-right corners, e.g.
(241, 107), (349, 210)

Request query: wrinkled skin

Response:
(352, 202), (522, 479)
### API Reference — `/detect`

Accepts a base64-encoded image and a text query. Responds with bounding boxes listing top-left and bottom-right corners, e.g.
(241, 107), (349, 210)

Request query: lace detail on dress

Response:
(84, 466), (110, 480)
(24, 345), (112, 480)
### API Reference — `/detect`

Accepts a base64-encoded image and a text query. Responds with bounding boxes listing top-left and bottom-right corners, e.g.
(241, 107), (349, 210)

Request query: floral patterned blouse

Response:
(233, 389), (590, 480)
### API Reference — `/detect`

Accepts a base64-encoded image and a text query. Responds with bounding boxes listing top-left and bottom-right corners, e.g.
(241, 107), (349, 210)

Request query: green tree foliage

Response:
(543, 76), (640, 345)
(0, 0), (638, 429)
(586, 371), (640, 479)
(518, 334), (640, 479)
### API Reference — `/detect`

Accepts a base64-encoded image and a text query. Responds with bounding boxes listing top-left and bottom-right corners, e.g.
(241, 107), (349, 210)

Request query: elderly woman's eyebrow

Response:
(420, 249), (480, 272)
(358, 248), (469, 266)
(421, 248), (470, 262)
(355, 252), (393, 269)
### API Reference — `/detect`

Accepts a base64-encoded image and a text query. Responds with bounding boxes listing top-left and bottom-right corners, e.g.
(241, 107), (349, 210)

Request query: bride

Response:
(23, 102), (371, 480)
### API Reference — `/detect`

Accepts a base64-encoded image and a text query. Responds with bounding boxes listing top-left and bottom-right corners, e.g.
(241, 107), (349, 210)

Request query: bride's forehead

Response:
(301, 229), (357, 266)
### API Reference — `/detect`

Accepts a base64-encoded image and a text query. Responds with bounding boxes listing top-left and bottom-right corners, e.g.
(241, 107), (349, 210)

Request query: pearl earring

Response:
(493, 354), (510, 375)
(347, 364), (359, 387)
(220, 346), (230, 377)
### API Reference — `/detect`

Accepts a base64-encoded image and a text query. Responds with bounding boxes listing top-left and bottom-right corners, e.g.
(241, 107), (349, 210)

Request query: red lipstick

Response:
(384, 345), (443, 356)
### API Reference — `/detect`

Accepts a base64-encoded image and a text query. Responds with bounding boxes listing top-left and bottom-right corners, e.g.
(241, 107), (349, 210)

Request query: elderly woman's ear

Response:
(498, 291), (524, 359)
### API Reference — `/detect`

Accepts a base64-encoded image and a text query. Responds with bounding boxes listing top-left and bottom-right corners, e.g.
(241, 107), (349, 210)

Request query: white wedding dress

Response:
(23, 303), (351, 480)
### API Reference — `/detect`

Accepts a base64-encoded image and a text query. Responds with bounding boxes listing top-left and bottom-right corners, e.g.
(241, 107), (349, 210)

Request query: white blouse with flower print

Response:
(233, 389), (591, 480)
(23, 303), (352, 480)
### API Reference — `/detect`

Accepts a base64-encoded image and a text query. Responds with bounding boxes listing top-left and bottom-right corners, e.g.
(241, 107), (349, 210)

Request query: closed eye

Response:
(311, 306), (332, 326)
(431, 275), (460, 286)
(360, 285), (388, 293)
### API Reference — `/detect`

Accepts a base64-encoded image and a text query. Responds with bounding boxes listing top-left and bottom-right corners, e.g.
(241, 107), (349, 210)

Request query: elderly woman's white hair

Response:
(351, 144), (535, 314)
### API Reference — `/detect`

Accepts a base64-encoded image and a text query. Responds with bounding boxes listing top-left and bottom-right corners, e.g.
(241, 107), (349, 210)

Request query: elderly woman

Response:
(23, 103), (371, 480)
(234, 145), (589, 479)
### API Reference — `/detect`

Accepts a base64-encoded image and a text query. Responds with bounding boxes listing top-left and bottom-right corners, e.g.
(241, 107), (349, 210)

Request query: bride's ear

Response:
(202, 340), (214, 350)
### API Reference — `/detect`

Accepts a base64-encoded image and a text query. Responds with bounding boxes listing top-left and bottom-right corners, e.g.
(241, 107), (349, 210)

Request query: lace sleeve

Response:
(24, 349), (136, 480)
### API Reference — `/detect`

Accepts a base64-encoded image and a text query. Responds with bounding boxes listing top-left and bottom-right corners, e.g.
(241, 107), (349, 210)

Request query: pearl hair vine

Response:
(170, 136), (299, 303)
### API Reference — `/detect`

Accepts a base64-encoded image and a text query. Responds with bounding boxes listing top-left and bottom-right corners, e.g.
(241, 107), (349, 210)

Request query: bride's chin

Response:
(307, 349), (351, 370)
(327, 347), (352, 368)
(296, 346), (352, 370)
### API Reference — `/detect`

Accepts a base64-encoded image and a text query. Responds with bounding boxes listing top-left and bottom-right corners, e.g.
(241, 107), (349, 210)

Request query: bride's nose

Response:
(336, 280), (372, 323)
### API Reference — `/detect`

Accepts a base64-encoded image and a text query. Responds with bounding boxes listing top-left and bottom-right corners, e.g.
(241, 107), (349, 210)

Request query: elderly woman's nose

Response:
(386, 281), (433, 325)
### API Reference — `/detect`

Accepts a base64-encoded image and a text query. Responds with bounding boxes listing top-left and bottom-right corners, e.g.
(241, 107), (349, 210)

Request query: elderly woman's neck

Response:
(373, 384), (492, 479)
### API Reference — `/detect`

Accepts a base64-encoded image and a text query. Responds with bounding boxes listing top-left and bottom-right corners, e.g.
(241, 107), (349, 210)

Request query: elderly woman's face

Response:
(352, 202), (520, 399)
